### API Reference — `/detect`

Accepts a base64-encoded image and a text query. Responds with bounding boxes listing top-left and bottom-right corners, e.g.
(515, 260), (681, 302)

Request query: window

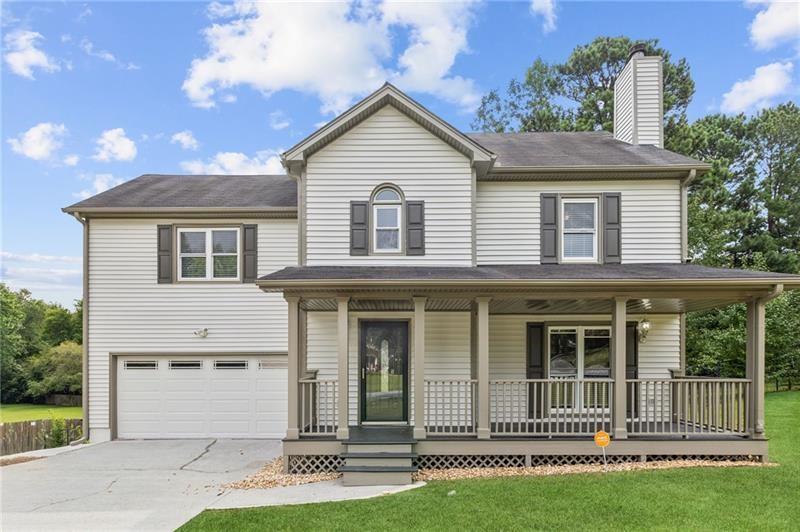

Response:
(178, 227), (240, 281)
(372, 186), (402, 253)
(214, 360), (248, 370)
(548, 326), (610, 379)
(124, 360), (157, 370)
(561, 198), (598, 262)
(169, 360), (203, 370)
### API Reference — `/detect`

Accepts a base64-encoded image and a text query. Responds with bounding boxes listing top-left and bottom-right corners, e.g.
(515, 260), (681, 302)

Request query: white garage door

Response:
(117, 355), (288, 439)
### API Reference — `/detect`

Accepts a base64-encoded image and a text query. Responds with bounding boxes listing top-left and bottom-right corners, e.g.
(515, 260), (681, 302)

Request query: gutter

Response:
(759, 283), (784, 303)
(68, 212), (89, 445)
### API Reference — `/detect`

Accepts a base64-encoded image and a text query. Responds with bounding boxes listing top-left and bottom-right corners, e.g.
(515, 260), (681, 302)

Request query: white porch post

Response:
(746, 298), (766, 438)
(413, 297), (427, 439)
(476, 297), (491, 440)
(285, 296), (300, 439)
(336, 296), (350, 440)
(611, 297), (628, 439)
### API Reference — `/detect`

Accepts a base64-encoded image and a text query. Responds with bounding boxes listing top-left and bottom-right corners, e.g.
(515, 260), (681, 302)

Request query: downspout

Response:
(680, 169), (697, 263)
(760, 283), (784, 304)
(69, 212), (89, 445)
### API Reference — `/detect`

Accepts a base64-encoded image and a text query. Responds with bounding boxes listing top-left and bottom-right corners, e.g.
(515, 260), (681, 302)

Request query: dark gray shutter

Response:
(626, 321), (638, 417)
(603, 192), (622, 264)
(350, 201), (369, 255)
(157, 225), (173, 284)
(242, 224), (258, 283)
(540, 193), (558, 264)
(527, 323), (545, 418)
(406, 201), (425, 256)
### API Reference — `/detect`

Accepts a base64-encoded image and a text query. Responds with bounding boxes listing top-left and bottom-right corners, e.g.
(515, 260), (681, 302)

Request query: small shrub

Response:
(43, 417), (67, 448)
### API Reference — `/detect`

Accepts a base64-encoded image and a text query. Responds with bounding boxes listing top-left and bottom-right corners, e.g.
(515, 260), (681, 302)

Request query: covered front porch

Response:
(258, 264), (796, 473)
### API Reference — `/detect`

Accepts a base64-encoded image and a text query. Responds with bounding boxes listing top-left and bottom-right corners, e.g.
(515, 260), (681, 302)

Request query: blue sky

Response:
(2, 1), (798, 306)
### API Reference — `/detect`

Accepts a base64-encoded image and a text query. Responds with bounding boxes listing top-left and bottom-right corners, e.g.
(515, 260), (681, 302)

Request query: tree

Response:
(1, 284), (27, 403)
(42, 305), (79, 346)
(26, 341), (82, 399)
(472, 36), (694, 137)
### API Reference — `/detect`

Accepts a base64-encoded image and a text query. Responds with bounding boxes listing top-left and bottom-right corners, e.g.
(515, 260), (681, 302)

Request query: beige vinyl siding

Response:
(488, 314), (680, 381)
(87, 218), (297, 440)
(305, 105), (473, 266)
(613, 60), (635, 144)
(305, 311), (471, 425)
(634, 57), (663, 147)
(476, 179), (682, 264)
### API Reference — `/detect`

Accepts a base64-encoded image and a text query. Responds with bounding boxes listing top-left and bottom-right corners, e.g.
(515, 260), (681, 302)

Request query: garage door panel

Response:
(117, 355), (287, 439)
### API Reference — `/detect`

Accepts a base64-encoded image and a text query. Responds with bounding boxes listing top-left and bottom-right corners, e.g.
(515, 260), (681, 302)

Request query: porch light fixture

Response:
(637, 319), (651, 343)
(193, 328), (209, 338)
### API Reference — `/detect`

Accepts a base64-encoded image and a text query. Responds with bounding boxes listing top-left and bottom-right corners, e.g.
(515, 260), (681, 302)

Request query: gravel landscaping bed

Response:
(224, 457), (340, 490)
(413, 458), (772, 481)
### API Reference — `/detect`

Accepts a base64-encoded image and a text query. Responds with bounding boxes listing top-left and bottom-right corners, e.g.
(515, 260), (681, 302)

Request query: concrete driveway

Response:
(1, 439), (281, 531)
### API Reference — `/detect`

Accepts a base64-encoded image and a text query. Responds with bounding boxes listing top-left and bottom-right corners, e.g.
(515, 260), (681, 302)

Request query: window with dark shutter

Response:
(406, 200), (425, 255)
(527, 323), (545, 418)
(540, 193), (558, 264)
(157, 225), (173, 283)
(626, 321), (638, 417)
(350, 201), (369, 255)
(603, 192), (622, 264)
(242, 224), (258, 283)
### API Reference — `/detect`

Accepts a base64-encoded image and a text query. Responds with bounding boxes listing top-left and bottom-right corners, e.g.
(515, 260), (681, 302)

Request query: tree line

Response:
(1, 284), (82, 404)
(473, 36), (800, 388)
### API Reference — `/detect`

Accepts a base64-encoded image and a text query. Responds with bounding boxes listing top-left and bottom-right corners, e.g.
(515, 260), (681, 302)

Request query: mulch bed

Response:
(0, 455), (43, 467)
(225, 456), (770, 490)
(413, 459), (771, 481)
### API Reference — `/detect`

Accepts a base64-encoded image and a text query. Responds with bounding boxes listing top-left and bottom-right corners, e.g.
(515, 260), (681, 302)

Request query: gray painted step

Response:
(345, 443), (413, 453)
(341, 452), (417, 459)
(339, 465), (418, 473)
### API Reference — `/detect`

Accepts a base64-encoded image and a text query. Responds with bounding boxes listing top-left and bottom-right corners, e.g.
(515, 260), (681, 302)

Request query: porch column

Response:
(285, 296), (300, 439)
(476, 297), (491, 439)
(611, 297), (628, 439)
(336, 296), (350, 440)
(746, 298), (766, 438)
(413, 297), (427, 439)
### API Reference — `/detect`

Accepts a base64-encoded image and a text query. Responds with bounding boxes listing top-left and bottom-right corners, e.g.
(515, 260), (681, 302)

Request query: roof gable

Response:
(282, 83), (495, 175)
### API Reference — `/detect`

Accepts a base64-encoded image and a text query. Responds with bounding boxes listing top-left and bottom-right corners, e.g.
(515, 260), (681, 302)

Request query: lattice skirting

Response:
(416, 454), (526, 469)
(287, 454), (344, 474)
(645, 454), (760, 462)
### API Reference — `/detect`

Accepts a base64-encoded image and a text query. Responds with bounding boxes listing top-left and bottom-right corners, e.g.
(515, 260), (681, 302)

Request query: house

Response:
(64, 47), (800, 486)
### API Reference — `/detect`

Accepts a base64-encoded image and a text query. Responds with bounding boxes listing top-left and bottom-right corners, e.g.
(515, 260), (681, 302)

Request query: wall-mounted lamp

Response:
(637, 319), (651, 344)
(193, 328), (209, 338)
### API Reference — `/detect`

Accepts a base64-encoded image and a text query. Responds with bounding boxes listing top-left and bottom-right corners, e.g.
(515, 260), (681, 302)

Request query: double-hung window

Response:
(178, 227), (240, 281)
(561, 198), (598, 263)
(372, 187), (402, 253)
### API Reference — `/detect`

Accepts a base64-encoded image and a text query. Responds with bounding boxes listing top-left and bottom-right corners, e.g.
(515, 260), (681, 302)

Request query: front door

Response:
(360, 321), (409, 423)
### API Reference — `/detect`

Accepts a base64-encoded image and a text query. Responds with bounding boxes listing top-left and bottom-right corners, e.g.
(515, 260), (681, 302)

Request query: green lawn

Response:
(182, 391), (800, 531)
(0, 403), (82, 423)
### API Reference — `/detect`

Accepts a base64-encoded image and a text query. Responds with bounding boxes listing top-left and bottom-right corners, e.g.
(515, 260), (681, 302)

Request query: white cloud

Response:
(74, 173), (124, 199)
(79, 38), (140, 70)
(75, 5), (92, 23)
(3, 29), (60, 79)
(747, 0), (800, 51)
(180, 150), (284, 175)
(183, 0), (481, 114)
(269, 110), (291, 130)
(1, 251), (82, 264)
(721, 61), (794, 113)
(7, 122), (67, 161)
(63, 154), (79, 166)
(170, 130), (199, 150)
(1, 266), (81, 285)
(530, 0), (557, 33)
(92, 128), (137, 162)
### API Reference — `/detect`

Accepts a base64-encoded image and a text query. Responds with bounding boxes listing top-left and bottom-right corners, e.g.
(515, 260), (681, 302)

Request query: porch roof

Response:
(258, 263), (799, 288)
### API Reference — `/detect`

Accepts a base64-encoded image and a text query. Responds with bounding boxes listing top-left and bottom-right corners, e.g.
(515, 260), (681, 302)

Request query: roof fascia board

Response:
(282, 83), (494, 166)
(62, 206), (297, 218)
(484, 163), (711, 175)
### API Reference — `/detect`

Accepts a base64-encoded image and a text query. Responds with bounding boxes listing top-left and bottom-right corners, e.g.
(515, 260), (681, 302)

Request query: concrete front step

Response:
(345, 443), (414, 454)
(339, 465), (418, 486)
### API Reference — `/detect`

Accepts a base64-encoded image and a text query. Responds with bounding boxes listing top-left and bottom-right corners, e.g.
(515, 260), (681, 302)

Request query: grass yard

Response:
(0, 403), (82, 423)
(181, 391), (800, 531)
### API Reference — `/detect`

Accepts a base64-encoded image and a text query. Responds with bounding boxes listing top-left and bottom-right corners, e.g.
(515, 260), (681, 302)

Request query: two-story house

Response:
(64, 47), (800, 486)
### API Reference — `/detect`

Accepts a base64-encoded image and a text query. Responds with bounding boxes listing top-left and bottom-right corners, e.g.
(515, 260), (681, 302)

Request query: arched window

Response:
(371, 185), (404, 253)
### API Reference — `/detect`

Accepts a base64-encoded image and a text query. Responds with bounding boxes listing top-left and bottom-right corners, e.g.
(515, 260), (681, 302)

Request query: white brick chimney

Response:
(613, 44), (664, 148)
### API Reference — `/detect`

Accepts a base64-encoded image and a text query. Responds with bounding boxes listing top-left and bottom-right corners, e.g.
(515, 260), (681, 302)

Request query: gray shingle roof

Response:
(259, 264), (799, 283)
(467, 131), (707, 169)
(63, 174), (296, 212)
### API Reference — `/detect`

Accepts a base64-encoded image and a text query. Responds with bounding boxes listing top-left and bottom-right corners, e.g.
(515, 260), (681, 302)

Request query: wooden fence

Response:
(0, 418), (82, 456)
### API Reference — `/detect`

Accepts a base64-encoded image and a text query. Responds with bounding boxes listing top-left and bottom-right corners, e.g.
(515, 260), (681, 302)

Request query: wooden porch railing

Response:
(299, 379), (338, 435)
(490, 379), (614, 436)
(626, 379), (751, 436)
(424, 379), (477, 435)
